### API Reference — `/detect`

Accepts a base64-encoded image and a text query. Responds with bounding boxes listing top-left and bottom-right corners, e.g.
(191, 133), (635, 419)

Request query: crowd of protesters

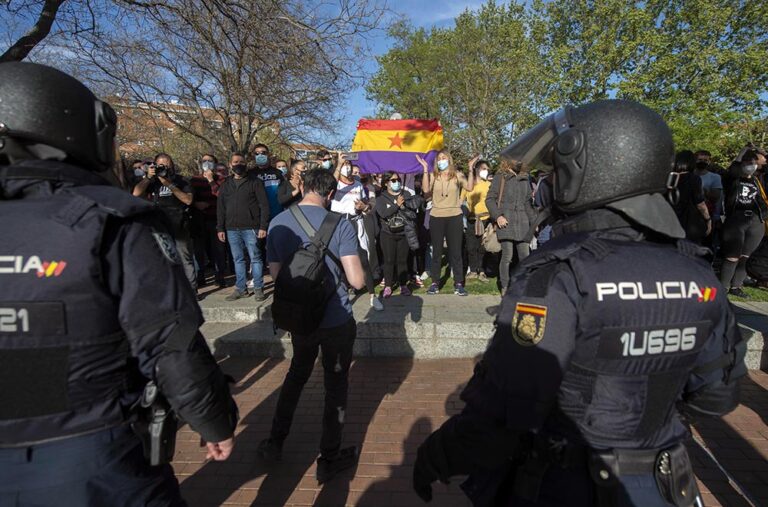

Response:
(122, 141), (768, 303)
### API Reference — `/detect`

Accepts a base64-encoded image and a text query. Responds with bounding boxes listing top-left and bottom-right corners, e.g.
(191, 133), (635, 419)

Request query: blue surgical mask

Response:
(277, 166), (287, 176)
(322, 160), (332, 170)
(255, 154), (268, 166)
(390, 181), (401, 192)
(437, 159), (449, 171)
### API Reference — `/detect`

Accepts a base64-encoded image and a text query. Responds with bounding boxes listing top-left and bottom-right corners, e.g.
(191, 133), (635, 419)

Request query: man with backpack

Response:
(258, 169), (365, 484)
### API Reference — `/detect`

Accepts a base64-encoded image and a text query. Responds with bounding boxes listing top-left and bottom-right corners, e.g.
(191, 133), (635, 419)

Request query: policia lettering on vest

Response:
(412, 100), (747, 507)
(0, 62), (239, 507)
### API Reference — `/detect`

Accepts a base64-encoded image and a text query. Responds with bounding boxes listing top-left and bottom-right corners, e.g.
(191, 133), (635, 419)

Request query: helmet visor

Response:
(500, 108), (570, 170)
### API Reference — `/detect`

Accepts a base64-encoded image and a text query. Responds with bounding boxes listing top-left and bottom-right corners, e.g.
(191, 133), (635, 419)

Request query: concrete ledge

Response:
(199, 293), (767, 369)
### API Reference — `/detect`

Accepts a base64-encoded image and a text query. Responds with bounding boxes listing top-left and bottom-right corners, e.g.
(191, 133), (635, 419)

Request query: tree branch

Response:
(0, 0), (67, 62)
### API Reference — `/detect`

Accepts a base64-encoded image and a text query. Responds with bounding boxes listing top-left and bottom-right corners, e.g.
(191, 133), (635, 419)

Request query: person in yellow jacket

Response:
(462, 160), (492, 281)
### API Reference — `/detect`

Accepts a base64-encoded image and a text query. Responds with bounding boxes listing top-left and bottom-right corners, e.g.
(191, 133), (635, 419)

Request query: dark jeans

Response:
(175, 230), (197, 291)
(499, 240), (530, 289)
(194, 219), (227, 282)
(465, 218), (489, 273)
(429, 214), (465, 284)
(720, 213), (764, 288)
(0, 425), (185, 507)
(380, 231), (409, 287)
(270, 318), (356, 457)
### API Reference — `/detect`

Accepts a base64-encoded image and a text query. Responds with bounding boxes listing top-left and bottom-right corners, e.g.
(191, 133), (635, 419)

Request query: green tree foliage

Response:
(369, 0), (768, 163)
(366, 1), (545, 163)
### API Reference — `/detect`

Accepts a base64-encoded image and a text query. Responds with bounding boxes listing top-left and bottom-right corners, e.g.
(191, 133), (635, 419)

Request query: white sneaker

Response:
(419, 271), (429, 281)
(246, 279), (254, 289)
(370, 295), (384, 311)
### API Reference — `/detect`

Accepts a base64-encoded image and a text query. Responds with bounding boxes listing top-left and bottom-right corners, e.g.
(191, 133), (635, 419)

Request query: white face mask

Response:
(479, 169), (489, 180)
(201, 160), (215, 171)
(340, 165), (352, 178)
(437, 159), (449, 171)
(743, 164), (758, 176)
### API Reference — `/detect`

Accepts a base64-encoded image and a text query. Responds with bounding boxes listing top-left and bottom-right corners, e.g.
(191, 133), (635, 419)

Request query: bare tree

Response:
(0, 0), (67, 62)
(64, 0), (387, 155)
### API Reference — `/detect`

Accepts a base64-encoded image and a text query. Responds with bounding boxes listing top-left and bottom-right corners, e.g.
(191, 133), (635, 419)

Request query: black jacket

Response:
(724, 174), (768, 221)
(375, 190), (425, 249)
(216, 175), (270, 231)
(278, 179), (301, 207)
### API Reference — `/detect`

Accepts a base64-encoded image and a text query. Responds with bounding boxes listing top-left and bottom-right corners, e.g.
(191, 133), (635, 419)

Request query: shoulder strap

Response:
(289, 205), (342, 265)
(497, 175), (506, 208)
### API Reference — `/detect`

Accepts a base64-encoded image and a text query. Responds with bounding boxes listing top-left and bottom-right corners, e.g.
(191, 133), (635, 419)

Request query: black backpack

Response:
(272, 206), (342, 335)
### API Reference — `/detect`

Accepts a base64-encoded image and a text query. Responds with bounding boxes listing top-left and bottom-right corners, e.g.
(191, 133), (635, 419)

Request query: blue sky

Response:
(335, 0), (489, 145)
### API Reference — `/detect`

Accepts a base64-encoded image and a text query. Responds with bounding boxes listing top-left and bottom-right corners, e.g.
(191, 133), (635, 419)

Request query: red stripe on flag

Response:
(356, 119), (442, 131)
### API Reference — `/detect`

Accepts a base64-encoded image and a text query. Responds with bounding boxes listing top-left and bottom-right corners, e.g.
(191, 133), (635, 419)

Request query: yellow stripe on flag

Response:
(516, 304), (546, 316)
(46, 262), (58, 277)
(351, 128), (444, 153)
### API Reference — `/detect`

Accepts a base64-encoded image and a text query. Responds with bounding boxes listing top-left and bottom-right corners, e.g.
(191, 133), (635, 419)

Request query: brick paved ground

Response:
(173, 358), (768, 507)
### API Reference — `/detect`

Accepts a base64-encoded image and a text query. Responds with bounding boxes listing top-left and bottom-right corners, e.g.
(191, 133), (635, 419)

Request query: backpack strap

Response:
(289, 205), (342, 266)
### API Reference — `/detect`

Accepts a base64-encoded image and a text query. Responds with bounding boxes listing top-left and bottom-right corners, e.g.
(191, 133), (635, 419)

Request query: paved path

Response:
(173, 358), (768, 507)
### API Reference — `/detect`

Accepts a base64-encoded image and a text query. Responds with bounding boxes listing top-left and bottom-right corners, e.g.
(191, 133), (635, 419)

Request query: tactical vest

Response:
(530, 234), (725, 450)
(0, 165), (154, 446)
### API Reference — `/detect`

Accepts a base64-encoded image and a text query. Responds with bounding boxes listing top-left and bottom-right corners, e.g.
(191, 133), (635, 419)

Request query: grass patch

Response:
(727, 286), (768, 303)
(377, 275), (502, 296)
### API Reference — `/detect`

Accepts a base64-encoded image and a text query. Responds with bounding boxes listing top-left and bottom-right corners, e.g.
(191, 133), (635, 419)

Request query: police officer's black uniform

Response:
(412, 100), (747, 507)
(0, 62), (238, 506)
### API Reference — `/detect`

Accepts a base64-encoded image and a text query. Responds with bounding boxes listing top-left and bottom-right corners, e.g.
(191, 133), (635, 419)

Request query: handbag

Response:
(482, 176), (507, 253)
(387, 213), (406, 233)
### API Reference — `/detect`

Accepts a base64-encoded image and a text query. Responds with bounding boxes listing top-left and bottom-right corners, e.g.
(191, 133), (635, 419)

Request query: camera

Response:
(155, 164), (169, 178)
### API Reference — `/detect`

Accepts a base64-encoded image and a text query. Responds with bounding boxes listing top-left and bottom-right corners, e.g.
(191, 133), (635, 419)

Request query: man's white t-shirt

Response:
(331, 178), (365, 215)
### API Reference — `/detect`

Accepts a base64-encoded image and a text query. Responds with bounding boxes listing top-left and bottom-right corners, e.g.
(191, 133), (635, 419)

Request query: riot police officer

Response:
(412, 99), (746, 506)
(0, 62), (238, 506)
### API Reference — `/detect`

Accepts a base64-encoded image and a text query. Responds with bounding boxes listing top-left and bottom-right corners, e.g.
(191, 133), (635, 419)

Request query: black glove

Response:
(412, 430), (450, 502)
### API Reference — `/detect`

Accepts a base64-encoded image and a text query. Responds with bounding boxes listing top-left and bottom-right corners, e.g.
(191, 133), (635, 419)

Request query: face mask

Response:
(390, 181), (402, 192)
(322, 160), (332, 170)
(202, 160), (215, 171)
(437, 159), (449, 171)
(254, 154), (268, 166)
(232, 163), (247, 175)
(134, 168), (145, 178)
(479, 169), (489, 180)
(340, 165), (351, 178)
(695, 161), (708, 170)
(743, 164), (758, 176)
(276, 166), (287, 176)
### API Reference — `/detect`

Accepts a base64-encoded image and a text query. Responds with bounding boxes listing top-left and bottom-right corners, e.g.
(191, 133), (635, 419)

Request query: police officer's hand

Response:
(497, 216), (509, 228)
(205, 437), (234, 461)
(257, 229), (267, 239)
(218, 232), (226, 243)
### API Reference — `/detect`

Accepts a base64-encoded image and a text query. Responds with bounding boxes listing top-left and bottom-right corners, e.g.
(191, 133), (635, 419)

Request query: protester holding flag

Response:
(418, 151), (475, 296)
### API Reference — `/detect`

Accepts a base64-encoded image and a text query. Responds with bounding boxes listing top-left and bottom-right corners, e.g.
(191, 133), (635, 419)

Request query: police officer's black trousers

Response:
(720, 213), (764, 289)
(0, 425), (185, 507)
(270, 318), (356, 458)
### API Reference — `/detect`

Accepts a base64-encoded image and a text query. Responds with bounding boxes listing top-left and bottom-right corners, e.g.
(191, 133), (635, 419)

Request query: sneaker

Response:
(466, 272), (479, 280)
(246, 279), (254, 290)
(478, 272), (489, 282)
(225, 290), (249, 301)
(256, 438), (283, 462)
(370, 295), (384, 311)
(419, 271), (429, 281)
(728, 287), (749, 298)
(412, 276), (424, 288)
(316, 446), (358, 484)
(382, 286), (393, 299)
(215, 278), (227, 289)
(379, 279), (386, 287)
(252, 287), (266, 301)
(400, 285), (412, 296)
(427, 283), (439, 295)
(454, 283), (468, 296)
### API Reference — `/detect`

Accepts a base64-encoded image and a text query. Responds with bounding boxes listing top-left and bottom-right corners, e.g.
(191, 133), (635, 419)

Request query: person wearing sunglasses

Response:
(375, 172), (417, 298)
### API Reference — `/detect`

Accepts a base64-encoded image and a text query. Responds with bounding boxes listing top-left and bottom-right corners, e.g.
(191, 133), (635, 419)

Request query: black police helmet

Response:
(0, 62), (117, 172)
(502, 99), (675, 213)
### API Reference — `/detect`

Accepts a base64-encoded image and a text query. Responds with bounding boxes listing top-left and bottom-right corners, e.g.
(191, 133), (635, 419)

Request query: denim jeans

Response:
(226, 228), (263, 292)
(270, 318), (356, 457)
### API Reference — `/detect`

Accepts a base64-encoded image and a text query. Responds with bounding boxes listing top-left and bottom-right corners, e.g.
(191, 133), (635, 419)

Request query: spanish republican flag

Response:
(351, 118), (444, 174)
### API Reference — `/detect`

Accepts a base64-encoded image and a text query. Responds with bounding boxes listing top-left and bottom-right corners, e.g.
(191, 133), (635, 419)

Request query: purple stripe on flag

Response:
(356, 150), (438, 174)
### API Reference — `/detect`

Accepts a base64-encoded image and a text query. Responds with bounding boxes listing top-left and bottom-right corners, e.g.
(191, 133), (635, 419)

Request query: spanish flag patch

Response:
(511, 303), (548, 346)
